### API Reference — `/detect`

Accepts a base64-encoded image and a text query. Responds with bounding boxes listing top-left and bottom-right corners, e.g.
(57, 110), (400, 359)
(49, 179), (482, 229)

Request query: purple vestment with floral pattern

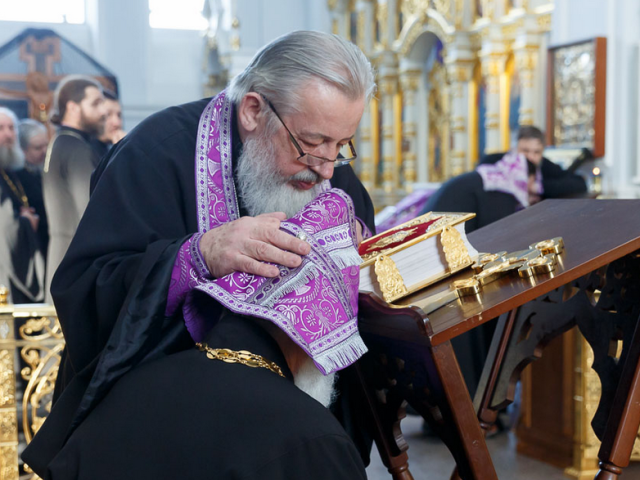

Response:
(166, 91), (367, 375)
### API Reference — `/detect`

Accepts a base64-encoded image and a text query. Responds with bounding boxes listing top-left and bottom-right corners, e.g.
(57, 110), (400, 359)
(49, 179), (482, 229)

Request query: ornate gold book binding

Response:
(359, 212), (478, 303)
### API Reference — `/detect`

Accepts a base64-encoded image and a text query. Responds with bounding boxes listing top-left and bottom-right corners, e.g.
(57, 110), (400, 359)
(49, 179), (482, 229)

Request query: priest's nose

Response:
(311, 161), (334, 180)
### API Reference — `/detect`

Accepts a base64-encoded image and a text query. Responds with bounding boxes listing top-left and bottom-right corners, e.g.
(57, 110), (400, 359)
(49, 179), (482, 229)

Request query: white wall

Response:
(0, 0), (331, 130)
(550, 0), (640, 198)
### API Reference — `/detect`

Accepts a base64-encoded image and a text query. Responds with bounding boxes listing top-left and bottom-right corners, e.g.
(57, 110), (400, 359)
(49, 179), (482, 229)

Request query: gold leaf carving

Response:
(0, 350), (14, 408)
(440, 226), (471, 271)
(374, 256), (408, 303)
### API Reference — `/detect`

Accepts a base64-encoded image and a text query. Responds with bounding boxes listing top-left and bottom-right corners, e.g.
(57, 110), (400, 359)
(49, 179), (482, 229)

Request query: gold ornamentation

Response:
(376, 2), (389, 47)
(472, 251), (507, 272)
(440, 226), (472, 271)
(551, 40), (597, 148)
(452, 278), (481, 297)
(530, 237), (565, 255)
(196, 344), (285, 378)
(0, 287), (8, 305)
(368, 227), (418, 250)
(0, 445), (18, 480)
(357, 10), (366, 50)
(518, 254), (557, 278)
(374, 255), (408, 303)
(537, 13), (552, 32)
(401, 0), (429, 20)
(327, 0), (338, 11)
(0, 350), (14, 409)
(0, 410), (17, 443)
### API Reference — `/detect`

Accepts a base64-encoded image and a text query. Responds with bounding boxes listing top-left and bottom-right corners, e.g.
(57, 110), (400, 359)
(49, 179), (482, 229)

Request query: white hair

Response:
(227, 30), (376, 117)
(0, 107), (25, 170)
(18, 119), (47, 151)
(0, 107), (18, 130)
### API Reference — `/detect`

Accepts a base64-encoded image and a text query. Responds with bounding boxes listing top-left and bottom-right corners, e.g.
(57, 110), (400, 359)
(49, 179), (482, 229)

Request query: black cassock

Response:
(45, 314), (368, 479)
(23, 98), (376, 476)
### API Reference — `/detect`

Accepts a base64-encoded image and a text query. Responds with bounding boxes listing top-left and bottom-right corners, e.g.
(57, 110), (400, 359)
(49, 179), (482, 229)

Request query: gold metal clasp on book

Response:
(374, 255), (408, 303)
(440, 226), (472, 271)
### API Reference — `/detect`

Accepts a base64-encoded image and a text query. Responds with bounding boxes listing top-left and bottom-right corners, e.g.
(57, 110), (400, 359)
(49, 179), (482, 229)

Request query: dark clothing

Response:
(0, 168), (43, 303)
(24, 98), (376, 475)
(421, 171), (519, 235)
(89, 138), (111, 160)
(480, 152), (588, 199)
(44, 314), (367, 480)
(43, 126), (101, 302)
(421, 152), (587, 395)
(16, 167), (49, 259)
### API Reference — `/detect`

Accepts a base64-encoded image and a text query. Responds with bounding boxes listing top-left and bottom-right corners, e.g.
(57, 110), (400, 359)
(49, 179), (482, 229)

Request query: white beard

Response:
(0, 144), (25, 171)
(236, 131), (323, 218)
(293, 356), (338, 408)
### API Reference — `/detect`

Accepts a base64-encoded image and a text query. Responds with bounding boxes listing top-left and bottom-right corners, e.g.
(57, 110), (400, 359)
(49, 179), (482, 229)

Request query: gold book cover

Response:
(358, 212), (478, 303)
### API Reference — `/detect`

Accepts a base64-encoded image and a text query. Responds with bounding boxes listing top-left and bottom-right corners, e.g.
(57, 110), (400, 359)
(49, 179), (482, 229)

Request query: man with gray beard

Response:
(25, 31), (375, 479)
(0, 107), (44, 303)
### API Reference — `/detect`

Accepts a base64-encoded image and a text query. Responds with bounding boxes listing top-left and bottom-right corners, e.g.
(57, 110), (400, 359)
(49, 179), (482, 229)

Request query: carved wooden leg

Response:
(431, 341), (498, 480)
(448, 312), (518, 480)
(354, 364), (415, 480)
(593, 316), (640, 480)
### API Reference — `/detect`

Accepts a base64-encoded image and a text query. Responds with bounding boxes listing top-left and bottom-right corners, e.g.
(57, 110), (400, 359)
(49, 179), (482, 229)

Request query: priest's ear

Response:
(237, 92), (266, 134)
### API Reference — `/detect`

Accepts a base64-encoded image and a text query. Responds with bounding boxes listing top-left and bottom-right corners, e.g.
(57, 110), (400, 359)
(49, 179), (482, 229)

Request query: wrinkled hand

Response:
(20, 207), (39, 232)
(355, 221), (363, 246)
(199, 212), (311, 278)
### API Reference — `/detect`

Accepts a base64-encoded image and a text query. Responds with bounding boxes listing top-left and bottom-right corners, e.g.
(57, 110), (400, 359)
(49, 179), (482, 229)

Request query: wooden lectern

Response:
(357, 199), (640, 480)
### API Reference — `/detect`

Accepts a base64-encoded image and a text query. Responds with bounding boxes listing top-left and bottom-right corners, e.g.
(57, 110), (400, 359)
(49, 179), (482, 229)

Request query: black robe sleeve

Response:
(540, 157), (588, 198)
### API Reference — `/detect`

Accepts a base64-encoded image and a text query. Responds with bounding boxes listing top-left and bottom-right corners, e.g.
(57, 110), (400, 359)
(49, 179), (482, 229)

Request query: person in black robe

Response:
(419, 125), (588, 404)
(0, 107), (43, 303)
(422, 125), (588, 235)
(43, 75), (106, 302)
(44, 312), (367, 480)
(18, 119), (50, 260)
(24, 31), (376, 477)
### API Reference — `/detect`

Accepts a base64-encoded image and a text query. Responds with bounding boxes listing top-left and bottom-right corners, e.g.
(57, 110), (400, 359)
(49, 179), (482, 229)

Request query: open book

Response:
(359, 212), (478, 302)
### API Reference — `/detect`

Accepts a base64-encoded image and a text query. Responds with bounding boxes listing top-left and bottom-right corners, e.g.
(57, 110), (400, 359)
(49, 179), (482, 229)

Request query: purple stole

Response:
(188, 91), (367, 375)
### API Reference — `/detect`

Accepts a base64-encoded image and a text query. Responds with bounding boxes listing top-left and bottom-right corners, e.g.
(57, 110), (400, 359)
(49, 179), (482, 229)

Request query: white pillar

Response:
(479, 39), (508, 154)
(513, 32), (541, 127)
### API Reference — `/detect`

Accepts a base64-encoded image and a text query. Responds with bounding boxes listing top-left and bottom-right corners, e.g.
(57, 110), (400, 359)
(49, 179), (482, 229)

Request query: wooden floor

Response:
(366, 415), (640, 480)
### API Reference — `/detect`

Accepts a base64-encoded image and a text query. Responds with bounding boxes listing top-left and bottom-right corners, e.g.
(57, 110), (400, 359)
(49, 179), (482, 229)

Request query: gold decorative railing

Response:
(0, 296), (62, 480)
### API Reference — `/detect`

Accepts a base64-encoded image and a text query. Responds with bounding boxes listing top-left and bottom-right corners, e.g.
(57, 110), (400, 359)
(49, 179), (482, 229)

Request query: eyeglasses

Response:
(260, 94), (357, 167)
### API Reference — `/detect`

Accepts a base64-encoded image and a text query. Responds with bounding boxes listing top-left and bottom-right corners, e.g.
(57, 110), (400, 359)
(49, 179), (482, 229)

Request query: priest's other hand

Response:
(199, 212), (311, 278)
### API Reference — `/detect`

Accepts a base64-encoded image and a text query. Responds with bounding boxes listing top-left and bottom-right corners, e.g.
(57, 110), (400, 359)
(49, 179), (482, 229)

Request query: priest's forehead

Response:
(283, 82), (365, 142)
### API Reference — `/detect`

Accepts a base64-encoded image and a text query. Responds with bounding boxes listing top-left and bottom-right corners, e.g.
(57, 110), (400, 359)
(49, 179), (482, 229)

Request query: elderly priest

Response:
(24, 31), (376, 479)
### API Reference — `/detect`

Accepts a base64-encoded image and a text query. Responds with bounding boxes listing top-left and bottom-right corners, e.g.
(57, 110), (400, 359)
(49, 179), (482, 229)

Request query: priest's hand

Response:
(199, 212), (311, 278)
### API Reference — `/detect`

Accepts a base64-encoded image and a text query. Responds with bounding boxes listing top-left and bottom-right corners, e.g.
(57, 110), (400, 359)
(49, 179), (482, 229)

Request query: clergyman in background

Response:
(43, 75), (106, 302)
(91, 90), (125, 159)
(0, 107), (44, 303)
(18, 119), (50, 261)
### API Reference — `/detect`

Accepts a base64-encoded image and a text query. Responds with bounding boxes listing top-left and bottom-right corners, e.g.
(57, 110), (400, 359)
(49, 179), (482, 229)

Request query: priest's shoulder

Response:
(125, 97), (211, 150)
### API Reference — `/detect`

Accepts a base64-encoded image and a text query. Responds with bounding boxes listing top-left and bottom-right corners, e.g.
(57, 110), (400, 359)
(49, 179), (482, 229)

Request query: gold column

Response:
(446, 62), (474, 175)
(399, 69), (421, 189)
(0, 301), (18, 480)
(379, 74), (399, 192)
(356, 0), (377, 190)
(0, 297), (63, 480)
(564, 337), (604, 480)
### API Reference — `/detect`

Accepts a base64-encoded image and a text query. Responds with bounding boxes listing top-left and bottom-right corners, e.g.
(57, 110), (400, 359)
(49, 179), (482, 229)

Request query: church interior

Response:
(1, 1), (640, 479)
